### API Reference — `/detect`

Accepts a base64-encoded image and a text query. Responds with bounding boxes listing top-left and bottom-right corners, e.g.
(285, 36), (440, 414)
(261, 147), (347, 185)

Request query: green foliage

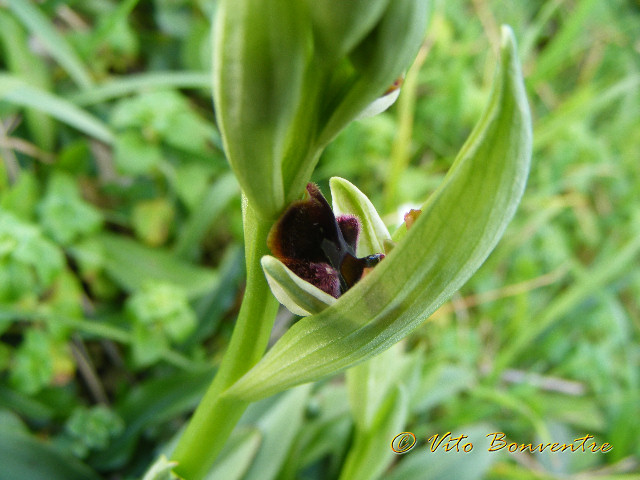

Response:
(0, 211), (65, 303)
(39, 172), (103, 245)
(0, 0), (638, 479)
(127, 282), (197, 366)
(64, 405), (125, 458)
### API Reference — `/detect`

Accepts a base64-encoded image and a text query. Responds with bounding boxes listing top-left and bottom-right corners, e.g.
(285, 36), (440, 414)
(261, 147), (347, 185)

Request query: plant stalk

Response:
(171, 200), (279, 479)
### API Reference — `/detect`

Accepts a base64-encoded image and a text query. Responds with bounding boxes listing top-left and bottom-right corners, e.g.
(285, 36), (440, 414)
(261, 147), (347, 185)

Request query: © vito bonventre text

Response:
(390, 432), (613, 454)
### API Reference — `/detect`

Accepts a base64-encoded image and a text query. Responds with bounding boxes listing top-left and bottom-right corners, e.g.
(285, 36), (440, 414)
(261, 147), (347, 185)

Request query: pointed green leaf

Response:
(346, 344), (405, 431)
(261, 255), (336, 316)
(205, 428), (261, 480)
(142, 456), (181, 480)
(339, 385), (408, 480)
(330, 177), (391, 256)
(226, 26), (531, 402)
(241, 385), (312, 480)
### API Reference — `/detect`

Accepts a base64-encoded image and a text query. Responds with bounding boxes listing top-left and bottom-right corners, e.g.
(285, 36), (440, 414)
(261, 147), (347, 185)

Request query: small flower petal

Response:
(262, 255), (337, 316)
(330, 177), (391, 256)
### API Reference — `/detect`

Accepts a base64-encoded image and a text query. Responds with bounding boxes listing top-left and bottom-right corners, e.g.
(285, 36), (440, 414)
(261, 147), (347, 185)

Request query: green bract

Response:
(213, 0), (429, 219)
(225, 26), (532, 401)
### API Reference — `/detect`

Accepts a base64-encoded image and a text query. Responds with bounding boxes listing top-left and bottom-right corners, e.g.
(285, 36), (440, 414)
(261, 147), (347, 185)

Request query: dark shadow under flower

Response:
(268, 184), (384, 298)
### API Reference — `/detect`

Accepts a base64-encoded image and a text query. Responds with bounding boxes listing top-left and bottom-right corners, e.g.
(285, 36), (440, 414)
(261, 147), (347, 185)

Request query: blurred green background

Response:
(0, 0), (639, 479)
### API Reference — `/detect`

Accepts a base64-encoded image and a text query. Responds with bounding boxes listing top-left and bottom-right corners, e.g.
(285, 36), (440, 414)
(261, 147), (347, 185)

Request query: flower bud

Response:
(213, 0), (310, 219)
(213, 0), (430, 219)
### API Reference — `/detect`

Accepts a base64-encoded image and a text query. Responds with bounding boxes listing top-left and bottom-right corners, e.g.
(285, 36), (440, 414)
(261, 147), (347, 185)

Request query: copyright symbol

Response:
(391, 432), (416, 454)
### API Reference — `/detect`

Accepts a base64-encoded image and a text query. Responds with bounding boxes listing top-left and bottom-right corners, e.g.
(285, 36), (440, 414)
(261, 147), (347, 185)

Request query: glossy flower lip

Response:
(267, 183), (384, 299)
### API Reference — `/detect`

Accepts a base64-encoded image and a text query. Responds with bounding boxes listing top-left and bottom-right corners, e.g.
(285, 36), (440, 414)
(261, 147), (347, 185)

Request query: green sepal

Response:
(318, 0), (430, 146)
(307, 0), (390, 63)
(213, 0), (310, 219)
(225, 26), (531, 402)
(330, 177), (391, 256)
(261, 255), (336, 317)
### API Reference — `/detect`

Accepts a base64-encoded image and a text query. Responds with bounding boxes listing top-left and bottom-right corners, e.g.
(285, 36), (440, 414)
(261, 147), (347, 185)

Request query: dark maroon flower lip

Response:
(267, 183), (384, 298)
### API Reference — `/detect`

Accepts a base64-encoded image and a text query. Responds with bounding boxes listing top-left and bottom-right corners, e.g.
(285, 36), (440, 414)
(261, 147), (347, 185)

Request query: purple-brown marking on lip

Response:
(267, 183), (384, 298)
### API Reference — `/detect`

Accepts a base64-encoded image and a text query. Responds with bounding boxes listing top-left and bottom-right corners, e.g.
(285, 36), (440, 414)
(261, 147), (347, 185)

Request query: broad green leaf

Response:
(261, 255), (336, 316)
(0, 428), (100, 480)
(225, 26), (532, 402)
(95, 233), (218, 298)
(330, 177), (391, 256)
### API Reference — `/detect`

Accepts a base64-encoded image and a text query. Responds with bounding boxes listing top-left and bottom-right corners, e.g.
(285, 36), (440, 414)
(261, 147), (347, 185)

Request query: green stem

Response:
(172, 201), (279, 480)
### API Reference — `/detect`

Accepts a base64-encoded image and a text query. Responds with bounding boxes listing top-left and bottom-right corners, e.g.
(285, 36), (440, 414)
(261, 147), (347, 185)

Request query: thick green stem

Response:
(172, 201), (279, 480)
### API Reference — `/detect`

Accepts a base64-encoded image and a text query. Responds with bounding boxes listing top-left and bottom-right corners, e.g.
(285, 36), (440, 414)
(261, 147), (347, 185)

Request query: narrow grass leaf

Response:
(0, 11), (56, 150)
(69, 72), (212, 106)
(174, 173), (239, 259)
(494, 234), (640, 372)
(1, 76), (114, 144)
(7, 0), (93, 89)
